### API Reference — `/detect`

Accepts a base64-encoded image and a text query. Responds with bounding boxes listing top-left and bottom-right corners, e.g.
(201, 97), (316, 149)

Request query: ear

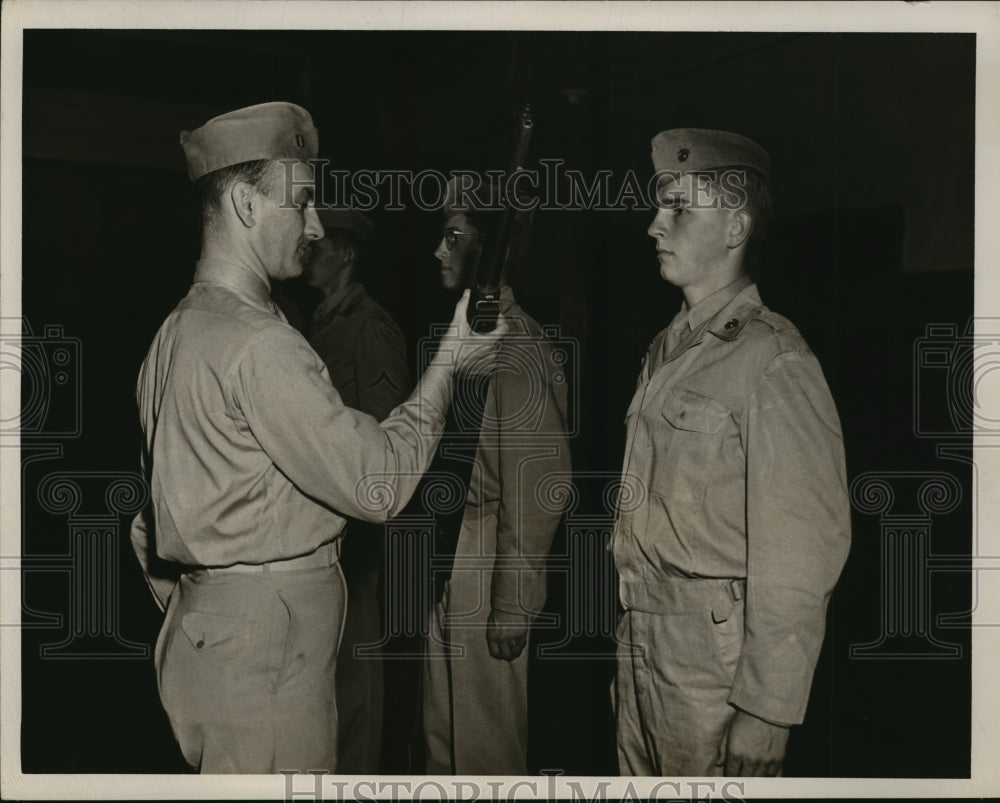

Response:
(340, 243), (358, 269)
(229, 181), (258, 229)
(727, 208), (753, 249)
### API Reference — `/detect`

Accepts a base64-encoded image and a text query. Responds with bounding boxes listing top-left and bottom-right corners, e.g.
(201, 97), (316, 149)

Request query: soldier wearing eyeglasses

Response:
(421, 175), (572, 774)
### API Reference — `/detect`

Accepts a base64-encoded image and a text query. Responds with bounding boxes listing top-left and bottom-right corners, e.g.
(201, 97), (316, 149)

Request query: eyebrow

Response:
(658, 191), (687, 205)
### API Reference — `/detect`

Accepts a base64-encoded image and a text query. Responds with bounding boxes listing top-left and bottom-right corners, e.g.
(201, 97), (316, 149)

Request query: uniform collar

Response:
(192, 259), (273, 312)
(684, 275), (753, 332)
(313, 282), (365, 325)
(705, 280), (763, 341)
(658, 276), (760, 367)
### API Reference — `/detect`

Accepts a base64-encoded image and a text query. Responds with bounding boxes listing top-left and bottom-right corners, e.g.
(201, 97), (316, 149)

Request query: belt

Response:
(620, 577), (746, 622)
(187, 540), (340, 577)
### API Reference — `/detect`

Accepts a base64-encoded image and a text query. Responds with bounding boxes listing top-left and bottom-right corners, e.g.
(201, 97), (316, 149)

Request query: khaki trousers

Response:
(614, 578), (745, 776)
(335, 565), (383, 774)
(422, 506), (529, 775)
(155, 562), (347, 774)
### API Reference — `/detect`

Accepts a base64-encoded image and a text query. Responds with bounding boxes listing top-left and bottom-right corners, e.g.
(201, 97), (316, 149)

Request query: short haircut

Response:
(194, 159), (273, 229)
(326, 228), (367, 280)
(715, 165), (772, 271)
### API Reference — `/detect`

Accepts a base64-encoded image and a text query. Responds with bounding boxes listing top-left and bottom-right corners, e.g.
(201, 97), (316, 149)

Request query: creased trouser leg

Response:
(422, 588), (454, 775)
(615, 598), (744, 776)
(423, 509), (529, 775)
(156, 565), (347, 774)
(336, 567), (384, 774)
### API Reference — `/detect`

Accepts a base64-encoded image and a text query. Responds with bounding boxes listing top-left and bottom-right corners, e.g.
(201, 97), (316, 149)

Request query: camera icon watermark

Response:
(913, 318), (1000, 438)
(0, 318), (82, 440)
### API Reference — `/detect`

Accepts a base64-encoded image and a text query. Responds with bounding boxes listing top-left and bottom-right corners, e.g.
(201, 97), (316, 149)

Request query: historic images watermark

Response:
(276, 160), (756, 213)
(280, 771), (747, 802)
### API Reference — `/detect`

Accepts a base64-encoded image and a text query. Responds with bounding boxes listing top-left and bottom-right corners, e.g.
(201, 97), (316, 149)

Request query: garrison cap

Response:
(180, 101), (319, 181)
(317, 207), (374, 242)
(651, 128), (770, 178)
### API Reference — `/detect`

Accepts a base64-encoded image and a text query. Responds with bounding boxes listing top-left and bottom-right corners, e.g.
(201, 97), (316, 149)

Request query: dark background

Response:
(17, 30), (973, 777)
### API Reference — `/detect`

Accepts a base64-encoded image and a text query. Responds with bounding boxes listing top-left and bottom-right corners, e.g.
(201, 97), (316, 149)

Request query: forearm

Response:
(129, 510), (177, 613)
(245, 292), (500, 524)
(365, 356), (455, 518)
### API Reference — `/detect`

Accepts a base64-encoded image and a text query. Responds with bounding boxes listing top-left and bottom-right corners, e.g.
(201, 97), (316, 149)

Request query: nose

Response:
(647, 208), (669, 239)
(303, 204), (324, 241)
(434, 238), (449, 262)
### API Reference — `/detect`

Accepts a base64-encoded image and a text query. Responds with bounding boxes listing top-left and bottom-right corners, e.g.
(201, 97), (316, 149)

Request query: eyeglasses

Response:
(443, 227), (483, 251)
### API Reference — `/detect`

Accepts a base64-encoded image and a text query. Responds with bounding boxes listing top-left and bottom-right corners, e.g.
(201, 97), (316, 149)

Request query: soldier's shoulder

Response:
(354, 298), (405, 346)
(741, 306), (811, 355)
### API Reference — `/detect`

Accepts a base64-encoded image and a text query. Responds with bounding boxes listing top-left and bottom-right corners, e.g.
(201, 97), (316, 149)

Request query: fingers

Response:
(486, 631), (503, 660)
(724, 751), (742, 777)
(485, 631), (526, 662)
(715, 722), (730, 769)
(723, 749), (782, 777)
(763, 759), (782, 777)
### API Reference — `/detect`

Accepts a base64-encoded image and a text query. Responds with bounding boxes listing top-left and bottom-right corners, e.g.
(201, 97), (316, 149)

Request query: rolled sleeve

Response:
(729, 349), (851, 725)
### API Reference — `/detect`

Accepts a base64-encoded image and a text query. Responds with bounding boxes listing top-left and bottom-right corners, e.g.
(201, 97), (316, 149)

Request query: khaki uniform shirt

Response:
(614, 277), (851, 725)
(130, 259), (449, 609)
(462, 287), (572, 618)
(309, 283), (412, 422)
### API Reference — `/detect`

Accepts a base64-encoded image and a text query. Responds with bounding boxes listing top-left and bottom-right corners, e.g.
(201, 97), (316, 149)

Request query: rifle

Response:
(466, 102), (534, 333)
(419, 102), (536, 604)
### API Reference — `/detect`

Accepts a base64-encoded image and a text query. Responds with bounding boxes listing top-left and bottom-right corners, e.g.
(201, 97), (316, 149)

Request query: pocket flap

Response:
(180, 610), (251, 650)
(662, 389), (730, 433)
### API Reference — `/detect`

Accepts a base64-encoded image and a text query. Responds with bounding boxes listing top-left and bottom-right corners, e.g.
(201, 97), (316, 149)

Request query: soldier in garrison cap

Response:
(302, 207), (412, 774)
(129, 102), (505, 774)
(421, 174), (571, 775)
(612, 129), (851, 776)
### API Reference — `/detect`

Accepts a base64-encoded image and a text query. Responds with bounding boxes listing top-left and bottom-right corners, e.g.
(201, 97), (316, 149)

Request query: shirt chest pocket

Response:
(651, 388), (731, 504)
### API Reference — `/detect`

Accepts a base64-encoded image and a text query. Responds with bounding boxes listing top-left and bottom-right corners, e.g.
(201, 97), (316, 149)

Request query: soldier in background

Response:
(422, 176), (572, 775)
(303, 207), (412, 773)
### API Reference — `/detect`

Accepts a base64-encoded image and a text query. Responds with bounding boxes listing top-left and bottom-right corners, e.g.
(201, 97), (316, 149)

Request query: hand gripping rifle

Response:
(466, 102), (534, 333)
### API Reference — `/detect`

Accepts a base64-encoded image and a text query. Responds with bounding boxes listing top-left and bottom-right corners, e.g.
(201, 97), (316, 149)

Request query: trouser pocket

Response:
(269, 589), (295, 694)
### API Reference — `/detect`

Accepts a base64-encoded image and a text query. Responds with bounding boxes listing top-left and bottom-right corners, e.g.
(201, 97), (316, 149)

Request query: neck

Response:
(683, 272), (748, 310)
(319, 271), (355, 299)
(201, 227), (270, 288)
(681, 256), (745, 308)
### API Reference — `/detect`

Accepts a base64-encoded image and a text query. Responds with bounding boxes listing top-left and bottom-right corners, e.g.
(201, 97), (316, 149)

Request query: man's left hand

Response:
(486, 609), (529, 662)
(718, 709), (790, 776)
